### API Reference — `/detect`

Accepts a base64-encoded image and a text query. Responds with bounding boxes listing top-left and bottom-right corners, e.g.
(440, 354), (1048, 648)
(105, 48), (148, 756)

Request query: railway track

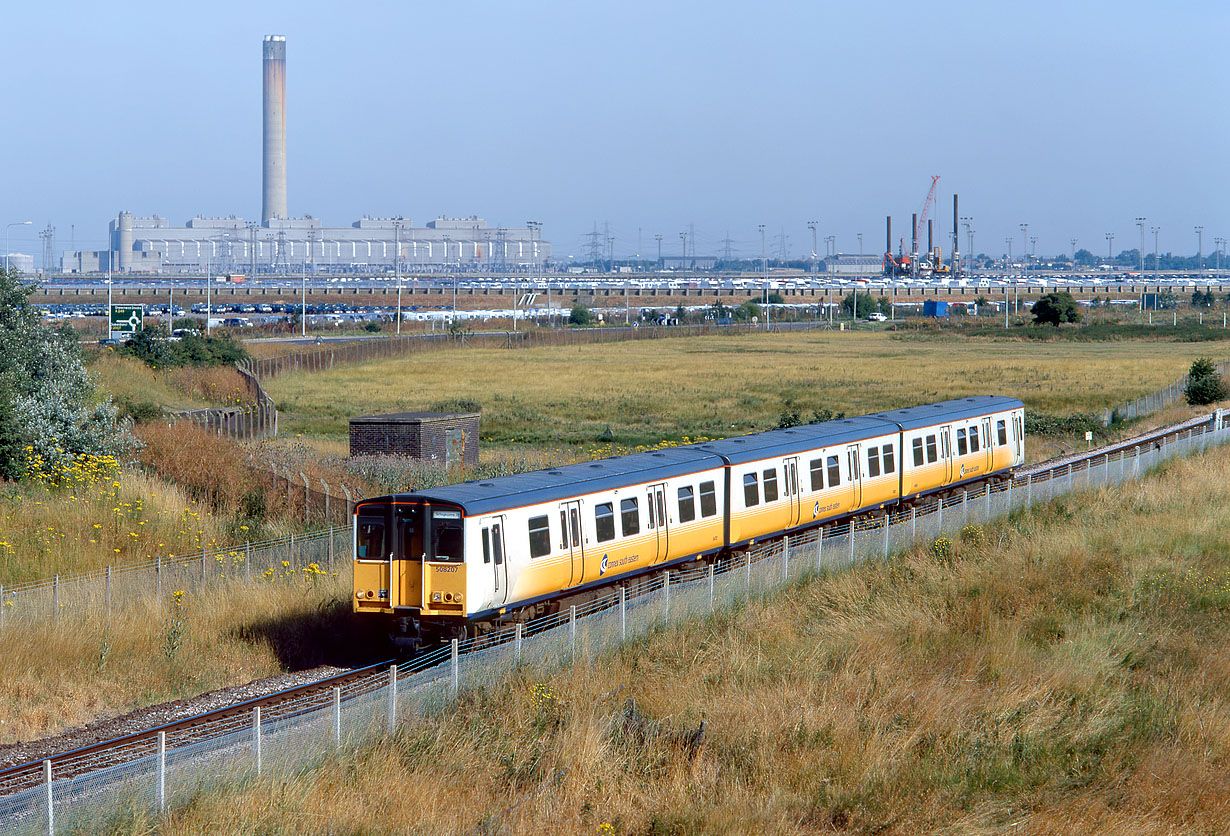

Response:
(1, 409), (1223, 798)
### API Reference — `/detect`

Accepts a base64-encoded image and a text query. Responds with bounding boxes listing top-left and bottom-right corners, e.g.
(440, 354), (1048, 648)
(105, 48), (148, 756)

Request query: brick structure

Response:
(349, 412), (480, 465)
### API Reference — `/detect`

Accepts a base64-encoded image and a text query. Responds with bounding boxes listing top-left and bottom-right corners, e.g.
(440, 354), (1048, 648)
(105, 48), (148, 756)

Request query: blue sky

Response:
(1, 0), (1226, 262)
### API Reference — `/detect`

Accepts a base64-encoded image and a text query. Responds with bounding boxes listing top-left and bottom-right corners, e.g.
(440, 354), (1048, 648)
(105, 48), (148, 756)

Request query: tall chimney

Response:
(262, 35), (287, 225)
(885, 216), (891, 255)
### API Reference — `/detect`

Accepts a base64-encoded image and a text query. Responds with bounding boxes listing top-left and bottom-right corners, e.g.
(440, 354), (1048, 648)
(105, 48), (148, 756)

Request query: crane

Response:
(913, 175), (940, 245)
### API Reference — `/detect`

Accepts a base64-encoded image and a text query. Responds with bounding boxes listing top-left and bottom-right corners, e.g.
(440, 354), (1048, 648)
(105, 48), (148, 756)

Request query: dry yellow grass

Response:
(264, 330), (1227, 448)
(143, 444), (1230, 835)
(88, 351), (252, 412)
(0, 572), (357, 743)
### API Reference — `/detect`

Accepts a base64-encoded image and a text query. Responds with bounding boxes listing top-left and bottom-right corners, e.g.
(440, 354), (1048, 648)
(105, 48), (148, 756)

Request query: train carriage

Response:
(353, 396), (1025, 648)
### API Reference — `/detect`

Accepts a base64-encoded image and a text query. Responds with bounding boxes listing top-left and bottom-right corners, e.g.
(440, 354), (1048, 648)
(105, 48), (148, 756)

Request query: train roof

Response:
(865, 395), (1023, 431)
(360, 396), (1023, 516)
(371, 446), (725, 516)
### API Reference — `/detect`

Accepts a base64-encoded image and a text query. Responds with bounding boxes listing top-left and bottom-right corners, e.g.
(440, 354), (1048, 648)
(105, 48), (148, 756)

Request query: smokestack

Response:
(928, 219), (934, 254)
(885, 216), (891, 255)
(911, 213), (918, 255)
(952, 194), (959, 273)
(262, 35), (287, 225)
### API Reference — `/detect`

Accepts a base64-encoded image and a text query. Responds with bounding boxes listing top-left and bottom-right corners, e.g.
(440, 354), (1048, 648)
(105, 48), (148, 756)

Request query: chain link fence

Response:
(3, 413), (1228, 834)
(1101, 359), (1230, 425)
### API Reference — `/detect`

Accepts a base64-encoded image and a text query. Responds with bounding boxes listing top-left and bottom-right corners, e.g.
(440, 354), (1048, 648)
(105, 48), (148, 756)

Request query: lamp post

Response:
(5, 221), (31, 273)
(527, 221), (541, 324)
(1216, 237), (1226, 279)
(393, 221), (403, 335)
(1019, 224), (1029, 272)
(960, 217), (973, 274)
(857, 232), (864, 278)
(1195, 226), (1204, 271)
(205, 246), (212, 336)
(758, 224), (767, 327)
(1070, 239), (1078, 271)
(654, 234), (662, 268)
(1136, 217), (1147, 282)
(1106, 232), (1115, 267)
(807, 221), (818, 275)
(1151, 227), (1161, 277)
(301, 248), (307, 337)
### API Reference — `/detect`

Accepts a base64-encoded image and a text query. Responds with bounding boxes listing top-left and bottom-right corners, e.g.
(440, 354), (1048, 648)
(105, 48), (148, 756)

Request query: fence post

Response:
(961, 490), (968, 524)
(245, 541), (251, 582)
(105, 565), (112, 618)
(289, 531), (295, 571)
(0, 583), (4, 630)
(451, 638), (459, 694)
(910, 507), (917, 541)
(707, 563), (715, 609)
(619, 586), (626, 641)
(52, 575), (59, 622)
(663, 571), (670, 622)
(816, 527), (824, 571)
(985, 484), (992, 519)
(847, 519), (855, 564)
(937, 498), (944, 534)
(883, 515), (890, 558)
(44, 759), (53, 836)
(745, 552), (752, 590)
(782, 535), (790, 581)
(156, 557), (162, 599)
(1027, 475), (1033, 506)
(515, 622), (523, 663)
(253, 707), (262, 776)
(388, 664), (398, 732)
(342, 485), (354, 519)
(321, 478), (331, 523)
(569, 605), (577, 657)
(201, 546), (207, 583)
(300, 471), (310, 523)
(157, 731), (166, 812)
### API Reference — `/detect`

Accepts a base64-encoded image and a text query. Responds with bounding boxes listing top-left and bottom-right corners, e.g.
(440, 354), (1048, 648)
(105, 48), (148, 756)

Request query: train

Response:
(352, 395), (1025, 649)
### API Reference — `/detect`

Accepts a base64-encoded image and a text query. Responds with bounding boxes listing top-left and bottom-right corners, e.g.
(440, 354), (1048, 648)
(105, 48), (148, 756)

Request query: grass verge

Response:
(141, 444), (1230, 835)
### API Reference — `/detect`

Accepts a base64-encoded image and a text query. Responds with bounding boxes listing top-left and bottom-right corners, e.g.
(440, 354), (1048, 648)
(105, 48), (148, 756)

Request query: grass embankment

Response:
(265, 330), (1226, 447)
(0, 573), (366, 743)
(88, 351), (254, 414)
(147, 444), (1230, 835)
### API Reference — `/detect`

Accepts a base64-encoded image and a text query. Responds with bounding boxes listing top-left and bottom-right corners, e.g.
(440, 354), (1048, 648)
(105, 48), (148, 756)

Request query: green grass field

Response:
(264, 330), (1226, 449)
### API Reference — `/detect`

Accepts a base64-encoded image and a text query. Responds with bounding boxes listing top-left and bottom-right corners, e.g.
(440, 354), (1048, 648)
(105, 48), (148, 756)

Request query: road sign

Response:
(109, 305), (144, 341)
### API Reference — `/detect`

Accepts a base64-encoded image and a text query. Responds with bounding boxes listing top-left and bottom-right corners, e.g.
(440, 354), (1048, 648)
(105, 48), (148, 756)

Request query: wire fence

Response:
(0, 527), (350, 631)
(3, 412), (1228, 834)
(1101, 359), (1230, 425)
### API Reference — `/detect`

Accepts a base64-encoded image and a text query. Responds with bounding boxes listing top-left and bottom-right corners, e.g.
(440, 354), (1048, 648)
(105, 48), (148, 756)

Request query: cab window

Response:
(430, 510), (464, 562)
(356, 517), (385, 560)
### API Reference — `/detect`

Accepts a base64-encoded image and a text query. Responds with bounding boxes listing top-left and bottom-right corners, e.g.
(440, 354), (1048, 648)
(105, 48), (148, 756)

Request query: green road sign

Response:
(109, 305), (143, 341)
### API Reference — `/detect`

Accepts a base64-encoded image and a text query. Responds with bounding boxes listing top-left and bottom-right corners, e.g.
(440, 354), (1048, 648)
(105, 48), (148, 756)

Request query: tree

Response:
(734, 300), (761, 321)
(974, 295), (990, 313)
(1185, 357), (1227, 405)
(766, 291), (785, 304)
(841, 291), (876, 319)
(0, 268), (132, 478)
(1074, 248), (1098, 267)
(1192, 289), (1215, 308)
(674, 304), (687, 323)
(568, 304), (593, 326)
(1030, 291), (1081, 327)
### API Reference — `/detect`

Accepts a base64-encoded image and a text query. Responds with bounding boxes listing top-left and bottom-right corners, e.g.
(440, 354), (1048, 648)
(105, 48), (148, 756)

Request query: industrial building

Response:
(60, 35), (547, 275)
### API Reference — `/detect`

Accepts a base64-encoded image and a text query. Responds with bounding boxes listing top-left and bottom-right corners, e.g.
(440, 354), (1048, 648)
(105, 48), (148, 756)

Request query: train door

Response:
(558, 500), (585, 586)
(479, 515), (508, 606)
(939, 426), (953, 485)
(981, 417), (993, 474)
(645, 483), (669, 563)
(393, 504), (425, 609)
(1013, 413), (1024, 462)
(784, 456), (802, 528)
(845, 444), (863, 510)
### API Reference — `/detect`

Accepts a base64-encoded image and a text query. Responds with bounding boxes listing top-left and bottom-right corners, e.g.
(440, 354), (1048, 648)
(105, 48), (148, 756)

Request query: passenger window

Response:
(570, 509), (581, 546)
(827, 455), (840, 486)
(678, 486), (696, 522)
(491, 524), (503, 565)
(867, 447), (880, 478)
(621, 498), (640, 535)
(481, 527), (491, 564)
(743, 472), (759, 506)
(595, 503), (615, 543)
(699, 481), (717, 517)
(356, 518), (385, 559)
(559, 510), (569, 549)
(763, 468), (779, 502)
(926, 435), (938, 463)
(527, 515), (550, 559)
(809, 458), (824, 491)
(970, 426), (980, 452)
(997, 420), (1008, 446)
(957, 428), (968, 456)
(912, 438), (924, 467)
(883, 445), (895, 473)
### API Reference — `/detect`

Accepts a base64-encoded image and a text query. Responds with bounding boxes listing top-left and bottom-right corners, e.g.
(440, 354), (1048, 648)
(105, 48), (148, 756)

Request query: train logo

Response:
(600, 554), (609, 575)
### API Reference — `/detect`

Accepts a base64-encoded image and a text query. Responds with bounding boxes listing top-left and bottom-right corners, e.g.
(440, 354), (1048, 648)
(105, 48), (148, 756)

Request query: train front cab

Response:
(353, 498), (469, 648)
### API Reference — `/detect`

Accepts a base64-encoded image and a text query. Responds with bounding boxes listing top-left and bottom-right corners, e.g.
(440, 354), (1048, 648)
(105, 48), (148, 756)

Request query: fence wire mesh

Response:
(3, 416), (1228, 834)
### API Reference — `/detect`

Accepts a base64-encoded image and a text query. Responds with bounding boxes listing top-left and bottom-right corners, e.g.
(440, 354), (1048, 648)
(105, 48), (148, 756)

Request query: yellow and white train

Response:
(353, 396), (1024, 648)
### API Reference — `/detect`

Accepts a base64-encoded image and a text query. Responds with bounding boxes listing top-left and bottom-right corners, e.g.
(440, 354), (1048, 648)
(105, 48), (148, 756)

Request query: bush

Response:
(1185, 357), (1227, 405)
(1031, 292), (1081, 327)
(363, 322), (382, 333)
(121, 325), (248, 369)
(569, 304), (593, 326)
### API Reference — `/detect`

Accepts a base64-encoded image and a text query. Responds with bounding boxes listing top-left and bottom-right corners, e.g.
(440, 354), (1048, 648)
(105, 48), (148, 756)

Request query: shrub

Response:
(363, 322), (382, 333)
(569, 304), (593, 326)
(120, 324), (248, 369)
(1031, 292), (1081, 327)
(1185, 357), (1228, 405)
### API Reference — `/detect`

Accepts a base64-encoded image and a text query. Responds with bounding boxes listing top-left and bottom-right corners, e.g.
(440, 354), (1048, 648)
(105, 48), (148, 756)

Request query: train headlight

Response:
(455, 593), (463, 603)
(432, 592), (442, 602)
(355, 590), (365, 599)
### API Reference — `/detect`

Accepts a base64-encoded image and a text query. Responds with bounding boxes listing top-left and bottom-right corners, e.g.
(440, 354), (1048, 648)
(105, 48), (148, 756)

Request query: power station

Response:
(61, 36), (547, 275)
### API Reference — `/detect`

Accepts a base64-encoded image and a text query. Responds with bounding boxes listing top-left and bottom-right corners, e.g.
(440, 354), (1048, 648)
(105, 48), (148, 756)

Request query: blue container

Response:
(923, 300), (949, 317)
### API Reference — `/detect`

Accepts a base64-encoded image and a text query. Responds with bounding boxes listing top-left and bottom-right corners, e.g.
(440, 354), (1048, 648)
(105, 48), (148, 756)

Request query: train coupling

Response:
(390, 614), (423, 653)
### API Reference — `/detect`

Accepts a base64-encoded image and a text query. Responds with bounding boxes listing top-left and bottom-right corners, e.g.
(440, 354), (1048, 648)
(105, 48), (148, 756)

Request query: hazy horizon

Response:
(2, 0), (1226, 265)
